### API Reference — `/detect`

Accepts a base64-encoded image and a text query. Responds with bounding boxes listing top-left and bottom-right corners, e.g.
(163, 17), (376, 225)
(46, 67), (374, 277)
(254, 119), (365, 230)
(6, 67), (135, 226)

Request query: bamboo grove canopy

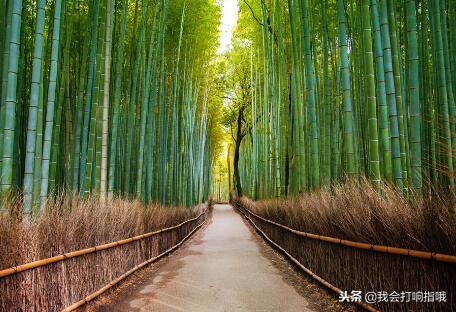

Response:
(230, 0), (456, 201)
(0, 0), (222, 215)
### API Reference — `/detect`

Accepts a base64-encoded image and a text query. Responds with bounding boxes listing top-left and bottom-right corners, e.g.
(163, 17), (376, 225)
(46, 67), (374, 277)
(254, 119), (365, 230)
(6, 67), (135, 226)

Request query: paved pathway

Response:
(97, 204), (317, 312)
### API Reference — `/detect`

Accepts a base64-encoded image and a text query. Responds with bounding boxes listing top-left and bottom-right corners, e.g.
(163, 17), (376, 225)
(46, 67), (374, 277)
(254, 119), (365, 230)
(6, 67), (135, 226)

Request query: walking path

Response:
(92, 204), (322, 311)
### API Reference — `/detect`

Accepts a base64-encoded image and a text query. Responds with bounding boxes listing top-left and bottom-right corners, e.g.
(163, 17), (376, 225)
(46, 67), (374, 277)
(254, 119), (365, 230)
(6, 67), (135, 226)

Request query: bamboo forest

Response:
(0, 0), (455, 311)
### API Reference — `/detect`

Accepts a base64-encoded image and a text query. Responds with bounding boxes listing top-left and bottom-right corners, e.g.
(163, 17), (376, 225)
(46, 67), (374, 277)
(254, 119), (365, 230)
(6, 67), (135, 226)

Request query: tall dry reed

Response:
(238, 180), (456, 254)
(0, 195), (206, 311)
(0, 195), (200, 270)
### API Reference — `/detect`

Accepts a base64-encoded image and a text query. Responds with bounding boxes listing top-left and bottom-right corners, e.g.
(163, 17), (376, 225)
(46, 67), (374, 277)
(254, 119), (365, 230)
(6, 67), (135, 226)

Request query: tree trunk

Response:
(233, 107), (245, 197)
(227, 143), (232, 196)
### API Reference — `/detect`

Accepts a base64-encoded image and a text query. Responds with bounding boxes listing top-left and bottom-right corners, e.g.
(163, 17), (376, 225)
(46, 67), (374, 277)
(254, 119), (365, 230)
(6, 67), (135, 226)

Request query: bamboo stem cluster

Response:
(0, 0), (216, 215)
(238, 0), (456, 201)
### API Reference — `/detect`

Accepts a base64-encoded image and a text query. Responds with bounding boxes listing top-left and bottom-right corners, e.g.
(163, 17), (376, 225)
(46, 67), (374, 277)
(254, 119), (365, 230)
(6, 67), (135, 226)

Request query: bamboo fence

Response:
(234, 200), (455, 312)
(0, 209), (208, 311)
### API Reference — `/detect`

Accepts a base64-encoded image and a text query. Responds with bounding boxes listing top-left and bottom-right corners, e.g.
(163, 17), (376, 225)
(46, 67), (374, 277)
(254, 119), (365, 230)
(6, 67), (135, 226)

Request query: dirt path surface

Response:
(87, 204), (351, 312)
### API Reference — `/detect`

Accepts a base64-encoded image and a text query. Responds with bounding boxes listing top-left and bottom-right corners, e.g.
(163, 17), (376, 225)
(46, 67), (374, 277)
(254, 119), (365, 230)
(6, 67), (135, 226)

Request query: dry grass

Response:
(233, 180), (456, 312)
(0, 195), (201, 269)
(238, 180), (456, 254)
(0, 195), (207, 311)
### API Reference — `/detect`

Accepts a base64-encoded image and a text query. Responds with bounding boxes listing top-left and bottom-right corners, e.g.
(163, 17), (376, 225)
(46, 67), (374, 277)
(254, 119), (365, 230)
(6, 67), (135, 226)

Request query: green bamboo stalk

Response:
(40, 0), (64, 207)
(440, 0), (456, 173)
(125, 0), (148, 195)
(0, 0), (6, 98)
(108, 0), (128, 197)
(79, 0), (100, 195)
(23, 0), (46, 213)
(387, 0), (408, 189)
(93, 0), (107, 193)
(432, 0), (453, 187)
(379, 0), (403, 189)
(100, 0), (114, 201)
(406, 0), (422, 190)
(0, 0), (23, 193)
(322, 0), (331, 185)
(371, 0), (393, 182)
(0, 0), (13, 181)
(361, 0), (381, 188)
(136, 4), (161, 198)
(338, 0), (357, 178)
(32, 69), (44, 209)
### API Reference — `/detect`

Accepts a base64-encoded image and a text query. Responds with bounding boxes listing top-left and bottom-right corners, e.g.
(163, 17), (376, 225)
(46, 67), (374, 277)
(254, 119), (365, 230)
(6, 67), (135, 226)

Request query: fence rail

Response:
(240, 205), (456, 264)
(62, 217), (205, 311)
(233, 200), (455, 312)
(0, 207), (208, 311)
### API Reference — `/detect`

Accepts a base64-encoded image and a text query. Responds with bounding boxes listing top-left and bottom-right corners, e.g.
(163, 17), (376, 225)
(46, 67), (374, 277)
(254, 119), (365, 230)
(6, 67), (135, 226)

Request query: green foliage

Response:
(231, 0), (456, 204)
(0, 0), (222, 215)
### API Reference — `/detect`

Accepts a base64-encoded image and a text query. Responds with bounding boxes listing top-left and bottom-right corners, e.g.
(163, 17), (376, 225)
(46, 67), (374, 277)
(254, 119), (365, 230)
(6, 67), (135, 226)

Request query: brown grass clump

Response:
(0, 195), (207, 311)
(233, 180), (456, 312)
(239, 180), (456, 254)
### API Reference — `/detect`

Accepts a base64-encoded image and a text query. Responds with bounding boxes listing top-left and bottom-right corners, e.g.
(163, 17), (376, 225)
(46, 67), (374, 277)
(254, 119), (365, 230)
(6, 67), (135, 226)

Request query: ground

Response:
(84, 204), (356, 312)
